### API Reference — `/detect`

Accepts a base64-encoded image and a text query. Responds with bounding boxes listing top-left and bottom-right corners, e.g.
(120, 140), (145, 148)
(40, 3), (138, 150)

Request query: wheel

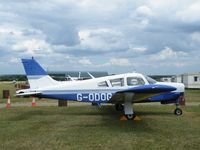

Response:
(125, 114), (135, 120)
(174, 108), (182, 115)
(115, 103), (124, 111)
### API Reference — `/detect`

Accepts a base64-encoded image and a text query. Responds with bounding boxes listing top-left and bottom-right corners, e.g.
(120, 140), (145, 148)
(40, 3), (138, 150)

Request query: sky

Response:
(0, 0), (200, 75)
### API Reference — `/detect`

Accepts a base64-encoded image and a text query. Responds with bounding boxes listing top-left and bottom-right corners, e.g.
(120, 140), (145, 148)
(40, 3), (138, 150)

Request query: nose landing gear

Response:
(174, 101), (183, 116)
(174, 107), (182, 115)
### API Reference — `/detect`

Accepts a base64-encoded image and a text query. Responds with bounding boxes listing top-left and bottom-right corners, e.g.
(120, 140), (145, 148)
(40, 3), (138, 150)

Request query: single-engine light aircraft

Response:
(16, 58), (185, 120)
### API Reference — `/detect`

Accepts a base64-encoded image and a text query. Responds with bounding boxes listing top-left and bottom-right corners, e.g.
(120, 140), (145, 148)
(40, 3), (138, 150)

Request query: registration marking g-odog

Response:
(77, 93), (113, 102)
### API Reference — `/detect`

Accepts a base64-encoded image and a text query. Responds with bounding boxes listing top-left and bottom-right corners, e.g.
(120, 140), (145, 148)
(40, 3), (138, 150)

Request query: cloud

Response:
(135, 5), (155, 17)
(78, 28), (125, 51)
(128, 46), (147, 54)
(176, 2), (200, 23)
(78, 57), (93, 66)
(109, 58), (132, 66)
(12, 39), (51, 56)
(0, 0), (199, 74)
(190, 32), (200, 43)
(150, 47), (187, 61)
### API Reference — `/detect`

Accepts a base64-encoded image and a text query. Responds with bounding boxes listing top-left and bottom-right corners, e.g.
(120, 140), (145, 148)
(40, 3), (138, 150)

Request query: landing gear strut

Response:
(124, 101), (135, 120)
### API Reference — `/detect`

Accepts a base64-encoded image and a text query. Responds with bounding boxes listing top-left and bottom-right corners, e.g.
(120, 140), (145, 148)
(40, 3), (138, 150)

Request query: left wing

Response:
(109, 84), (176, 103)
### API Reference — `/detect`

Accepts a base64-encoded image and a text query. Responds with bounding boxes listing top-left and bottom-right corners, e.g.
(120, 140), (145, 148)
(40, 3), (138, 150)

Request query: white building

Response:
(176, 73), (200, 89)
(160, 77), (174, 82)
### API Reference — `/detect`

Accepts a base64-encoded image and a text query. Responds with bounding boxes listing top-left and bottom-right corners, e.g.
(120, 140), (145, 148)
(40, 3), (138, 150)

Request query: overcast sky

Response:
(0, 0), (200, 75)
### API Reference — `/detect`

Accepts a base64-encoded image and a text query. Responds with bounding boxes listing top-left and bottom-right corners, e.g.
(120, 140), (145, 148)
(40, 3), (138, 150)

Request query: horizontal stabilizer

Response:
(16, 91), (42, 96)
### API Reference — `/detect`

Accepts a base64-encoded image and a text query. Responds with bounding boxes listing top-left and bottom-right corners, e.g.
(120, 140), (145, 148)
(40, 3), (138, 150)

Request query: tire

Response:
(126, 114), (134, 120)
(174, 108), (182, 115)
(115, 103), (124, 111)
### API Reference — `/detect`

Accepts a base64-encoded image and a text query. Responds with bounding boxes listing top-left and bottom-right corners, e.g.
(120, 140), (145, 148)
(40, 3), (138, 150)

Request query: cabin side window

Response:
(127, 77), (145, 86)
(110, 78), (124, 87)
(98, 81), (108, 87)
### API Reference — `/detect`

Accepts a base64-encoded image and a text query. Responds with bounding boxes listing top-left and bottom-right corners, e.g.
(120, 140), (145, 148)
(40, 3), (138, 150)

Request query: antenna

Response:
(68, 75), (75, 81)
(78, 72), (81, 79)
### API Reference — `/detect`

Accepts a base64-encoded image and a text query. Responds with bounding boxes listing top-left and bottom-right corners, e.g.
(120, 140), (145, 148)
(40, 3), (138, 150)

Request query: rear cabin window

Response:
(110, 78), (124, 87)
(98, 81), (108, 87)
(127, 77), (145, 86)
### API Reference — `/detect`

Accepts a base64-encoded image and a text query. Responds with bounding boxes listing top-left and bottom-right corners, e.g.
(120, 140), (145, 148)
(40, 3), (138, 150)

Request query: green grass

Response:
(0, 105), (199, 150)
(185, 89), (200, 102)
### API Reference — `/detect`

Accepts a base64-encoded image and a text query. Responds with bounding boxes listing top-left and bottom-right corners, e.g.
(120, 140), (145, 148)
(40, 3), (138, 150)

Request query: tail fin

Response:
(22, 58), (58, 89)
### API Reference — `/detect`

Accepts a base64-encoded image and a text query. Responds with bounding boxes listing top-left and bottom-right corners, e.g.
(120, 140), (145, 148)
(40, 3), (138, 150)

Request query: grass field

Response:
(0, 105), (199, 150)
(0, 82), (200, 149)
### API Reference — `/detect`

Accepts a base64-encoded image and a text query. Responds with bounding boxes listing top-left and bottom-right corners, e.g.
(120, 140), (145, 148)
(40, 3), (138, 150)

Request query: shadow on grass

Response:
(136, 110), (172, 116)
(7, 105), (173, 120)
(3, 105), (173, 133)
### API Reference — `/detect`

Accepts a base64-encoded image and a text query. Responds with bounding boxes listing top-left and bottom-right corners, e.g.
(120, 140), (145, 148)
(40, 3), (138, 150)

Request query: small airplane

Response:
(16, 58), (185, 120)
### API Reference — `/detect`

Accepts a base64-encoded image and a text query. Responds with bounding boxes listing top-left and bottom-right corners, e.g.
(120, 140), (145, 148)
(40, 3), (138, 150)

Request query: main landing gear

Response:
(115, 102), (136, 120)
(115, 93), (141, 121)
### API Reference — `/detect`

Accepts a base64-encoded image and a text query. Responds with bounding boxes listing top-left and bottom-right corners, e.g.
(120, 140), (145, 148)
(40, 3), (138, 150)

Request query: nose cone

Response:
(165, 85), (177, 92)
(174, 83), (185, 92)
(156, 82), (185, 93)
(153, 84), (176, 92)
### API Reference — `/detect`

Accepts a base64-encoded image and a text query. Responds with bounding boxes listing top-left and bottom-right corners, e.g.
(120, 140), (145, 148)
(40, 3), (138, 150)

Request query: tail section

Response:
(22, 58), (58, 89)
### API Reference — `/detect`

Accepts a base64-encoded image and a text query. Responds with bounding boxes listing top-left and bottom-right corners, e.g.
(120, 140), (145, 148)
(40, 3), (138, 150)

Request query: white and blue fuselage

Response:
(16, 58), (185, 118)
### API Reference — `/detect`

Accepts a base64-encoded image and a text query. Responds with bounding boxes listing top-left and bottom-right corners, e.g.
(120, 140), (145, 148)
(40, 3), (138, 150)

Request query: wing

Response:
(108, 84), (176, 103)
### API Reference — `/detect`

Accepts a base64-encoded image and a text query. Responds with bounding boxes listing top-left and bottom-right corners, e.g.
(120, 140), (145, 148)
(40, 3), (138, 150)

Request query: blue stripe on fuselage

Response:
(37, 89), (183, 104)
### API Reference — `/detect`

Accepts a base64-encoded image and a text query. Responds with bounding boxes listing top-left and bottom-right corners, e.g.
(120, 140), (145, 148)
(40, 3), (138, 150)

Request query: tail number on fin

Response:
(77, 93), (112, 102)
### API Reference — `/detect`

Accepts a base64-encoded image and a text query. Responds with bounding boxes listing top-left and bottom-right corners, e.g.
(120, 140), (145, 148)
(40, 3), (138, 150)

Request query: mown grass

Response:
(0, 105), (199, 150)
(185, 89), (200, 102)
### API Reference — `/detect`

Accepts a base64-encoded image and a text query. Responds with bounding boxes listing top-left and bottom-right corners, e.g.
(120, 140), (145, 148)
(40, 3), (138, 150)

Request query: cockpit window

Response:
(127, 77), (145, 86)
(98, 81), (108, 87)
(110, 78), (124, 87)
(145, 75), (157, 84)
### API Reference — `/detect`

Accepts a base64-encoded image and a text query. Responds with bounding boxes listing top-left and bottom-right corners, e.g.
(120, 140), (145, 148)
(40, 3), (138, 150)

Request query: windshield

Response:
(145, 76), (157, 84)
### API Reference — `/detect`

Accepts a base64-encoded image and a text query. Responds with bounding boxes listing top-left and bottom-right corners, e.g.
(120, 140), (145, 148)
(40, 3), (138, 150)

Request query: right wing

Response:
(109, 84), (176, 103)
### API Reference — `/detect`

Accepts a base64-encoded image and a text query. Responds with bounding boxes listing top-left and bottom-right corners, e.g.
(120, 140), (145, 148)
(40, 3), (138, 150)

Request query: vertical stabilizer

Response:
(22, 58), (58, 89)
